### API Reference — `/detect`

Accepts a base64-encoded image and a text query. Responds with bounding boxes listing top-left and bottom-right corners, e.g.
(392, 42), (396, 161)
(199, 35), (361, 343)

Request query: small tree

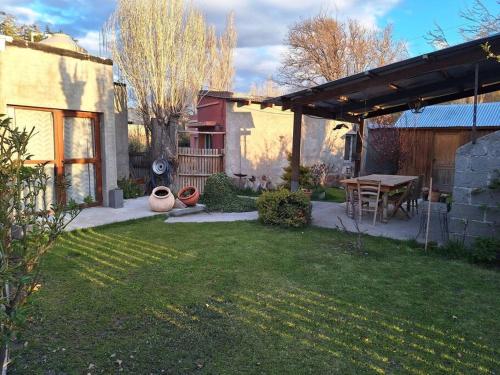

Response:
(0, 115), (79, 373)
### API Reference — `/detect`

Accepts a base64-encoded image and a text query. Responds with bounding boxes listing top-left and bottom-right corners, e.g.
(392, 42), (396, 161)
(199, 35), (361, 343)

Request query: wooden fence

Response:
(177, 147), (224, 193)
(129, 152), (150, 182)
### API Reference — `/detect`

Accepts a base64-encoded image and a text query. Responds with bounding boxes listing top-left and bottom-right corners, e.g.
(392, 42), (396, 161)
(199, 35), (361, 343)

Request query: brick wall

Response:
(449, 130), (500, 245)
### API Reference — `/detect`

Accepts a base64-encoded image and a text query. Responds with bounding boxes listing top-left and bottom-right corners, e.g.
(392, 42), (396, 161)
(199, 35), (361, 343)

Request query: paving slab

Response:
(67, 196), (447, 244)
(66, 197), (158, 231)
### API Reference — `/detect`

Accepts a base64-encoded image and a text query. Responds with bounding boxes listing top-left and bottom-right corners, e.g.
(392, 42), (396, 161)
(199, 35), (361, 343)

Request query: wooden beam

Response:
(333, 69), (499, 115)
(301, 106), (361, 124)
(290, 106), (303, 192)
(289, 40), (498, 105)
(364, 81), (500, 118)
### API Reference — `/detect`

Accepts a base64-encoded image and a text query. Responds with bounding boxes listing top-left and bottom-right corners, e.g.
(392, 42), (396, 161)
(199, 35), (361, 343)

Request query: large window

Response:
(344, 134), (357, 161)
(7, 106), (102, 206)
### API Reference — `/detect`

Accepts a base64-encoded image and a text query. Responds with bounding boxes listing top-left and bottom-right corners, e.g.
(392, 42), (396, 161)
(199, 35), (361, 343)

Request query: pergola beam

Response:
(363, 81), (500, 119)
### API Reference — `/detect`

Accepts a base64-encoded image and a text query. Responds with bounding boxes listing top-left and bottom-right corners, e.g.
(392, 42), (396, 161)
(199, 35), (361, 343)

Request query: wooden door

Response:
(432, 132), (461, 192)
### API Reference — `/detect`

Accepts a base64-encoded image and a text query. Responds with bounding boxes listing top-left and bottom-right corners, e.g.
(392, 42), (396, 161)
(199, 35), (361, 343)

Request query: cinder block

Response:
(448, 217), (469, 236)
(468, 220), (497, 238)
(451, 187), (471, 205)
(470, 189), (500, 206)
(449, 203), (485, 221)
(470, 156), (500, 173)
(109, 188), (124, 208)
(454, 172), (489, 189)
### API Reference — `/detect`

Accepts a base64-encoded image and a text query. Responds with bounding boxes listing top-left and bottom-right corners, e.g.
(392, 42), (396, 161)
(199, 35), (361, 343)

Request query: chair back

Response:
(356, 179), (382, 225)
(408, 175), (424, 200)
(356, 179), (382, 202)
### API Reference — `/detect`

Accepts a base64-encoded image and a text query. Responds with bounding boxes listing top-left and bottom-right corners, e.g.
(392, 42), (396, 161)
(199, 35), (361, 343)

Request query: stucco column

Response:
(290, 106), (303, 192)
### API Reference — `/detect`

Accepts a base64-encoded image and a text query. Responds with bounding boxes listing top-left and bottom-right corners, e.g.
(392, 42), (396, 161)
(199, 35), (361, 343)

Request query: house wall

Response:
(0, 40), (118, 206)
(449, 130), (500, 245)
(225, 102), (352, 185)
(114, 83), (129, 179)
(190, 96), (225, 149)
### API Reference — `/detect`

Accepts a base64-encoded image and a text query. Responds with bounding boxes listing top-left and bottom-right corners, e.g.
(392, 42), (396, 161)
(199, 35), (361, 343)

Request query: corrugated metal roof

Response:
(394, 103), (500, 128)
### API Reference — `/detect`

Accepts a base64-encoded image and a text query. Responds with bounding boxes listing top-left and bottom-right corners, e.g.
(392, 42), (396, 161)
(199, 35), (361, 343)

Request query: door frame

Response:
(9, 105), (103, 206)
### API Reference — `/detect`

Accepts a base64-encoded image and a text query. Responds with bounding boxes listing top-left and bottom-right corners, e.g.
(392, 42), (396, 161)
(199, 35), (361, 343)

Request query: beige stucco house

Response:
(0, 33), (129, 207)
(190, 92), (357, 186)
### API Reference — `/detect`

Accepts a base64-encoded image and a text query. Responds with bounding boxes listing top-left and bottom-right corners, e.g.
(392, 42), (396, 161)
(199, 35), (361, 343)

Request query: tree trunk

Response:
(150, 116), (179, 186)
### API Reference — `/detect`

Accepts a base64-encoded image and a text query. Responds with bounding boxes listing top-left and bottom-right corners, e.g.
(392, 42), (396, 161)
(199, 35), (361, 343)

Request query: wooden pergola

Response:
(263, 33), (500, 191)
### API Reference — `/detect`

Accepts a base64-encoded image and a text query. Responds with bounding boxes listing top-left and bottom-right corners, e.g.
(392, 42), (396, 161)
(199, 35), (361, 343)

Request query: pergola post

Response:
(355, 118), (365, 177)
(290, 106), (303, 192)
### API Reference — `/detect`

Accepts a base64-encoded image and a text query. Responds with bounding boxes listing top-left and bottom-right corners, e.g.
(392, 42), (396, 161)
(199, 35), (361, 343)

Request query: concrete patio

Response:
(67, 197), (448, 244)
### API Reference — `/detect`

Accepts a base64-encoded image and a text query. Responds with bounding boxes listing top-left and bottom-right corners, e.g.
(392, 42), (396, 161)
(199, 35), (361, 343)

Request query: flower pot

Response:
(148, 186), (175, 212)
(430, 191), (441, 202)
(178, 186), (200, 207)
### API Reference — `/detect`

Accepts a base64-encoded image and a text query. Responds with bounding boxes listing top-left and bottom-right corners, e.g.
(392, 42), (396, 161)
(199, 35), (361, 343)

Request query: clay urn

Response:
(149, 186), (175, 212)
(177, 186), (200, 207)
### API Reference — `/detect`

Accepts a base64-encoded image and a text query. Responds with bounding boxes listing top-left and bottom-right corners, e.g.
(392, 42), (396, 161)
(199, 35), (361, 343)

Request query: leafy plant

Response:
(117, 178), (142, 199)
(202, 173), (256, 212)
(281, 153), (313, 189)
(83, 195), (94, 205)
(470, 237), (499, 264)
(0, 115), (79, 370)
(256, 189), (311, 228)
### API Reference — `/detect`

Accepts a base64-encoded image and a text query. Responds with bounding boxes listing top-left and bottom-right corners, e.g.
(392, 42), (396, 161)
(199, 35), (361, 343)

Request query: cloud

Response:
(76, 30), (101, 55)
(2, 0), (402, 91)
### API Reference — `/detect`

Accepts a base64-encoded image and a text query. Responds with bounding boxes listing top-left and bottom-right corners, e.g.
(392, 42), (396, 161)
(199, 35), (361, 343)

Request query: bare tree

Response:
(426, 0), (499, 47)
(278, 14), (407, 89)
(249, 77), (283, 98)
(105, 0), (233, 179)
(207, 11), (237, 91)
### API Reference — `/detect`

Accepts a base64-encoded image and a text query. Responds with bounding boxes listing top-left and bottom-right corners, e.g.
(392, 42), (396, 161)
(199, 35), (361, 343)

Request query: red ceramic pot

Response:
(178, 186), (200, 206)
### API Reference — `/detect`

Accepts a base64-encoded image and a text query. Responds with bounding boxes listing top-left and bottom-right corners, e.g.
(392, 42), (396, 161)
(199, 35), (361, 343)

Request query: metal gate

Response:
(177, 147), (224, 193)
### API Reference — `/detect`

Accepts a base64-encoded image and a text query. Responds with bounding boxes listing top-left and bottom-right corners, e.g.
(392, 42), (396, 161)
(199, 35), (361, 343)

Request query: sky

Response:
(2, 0), (498, 92)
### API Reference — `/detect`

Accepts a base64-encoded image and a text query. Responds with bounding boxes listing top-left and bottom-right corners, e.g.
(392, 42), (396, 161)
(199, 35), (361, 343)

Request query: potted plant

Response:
(178, 186), (200, 206)
(148, 186), (175, 212)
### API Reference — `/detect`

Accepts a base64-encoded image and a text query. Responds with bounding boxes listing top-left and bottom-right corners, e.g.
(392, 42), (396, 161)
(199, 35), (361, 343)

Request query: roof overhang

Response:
(263, 34), (500, 123)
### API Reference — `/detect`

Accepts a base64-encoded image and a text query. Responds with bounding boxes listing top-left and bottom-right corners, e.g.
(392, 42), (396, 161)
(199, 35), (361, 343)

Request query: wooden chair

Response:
(406, 175), (424, 214)
(356, 179), (382, 225)
(388, 180), (414, 219)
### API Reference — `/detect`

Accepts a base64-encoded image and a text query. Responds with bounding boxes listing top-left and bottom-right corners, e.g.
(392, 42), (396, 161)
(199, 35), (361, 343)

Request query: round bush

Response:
(202, 173), (256, 212)
(256, 189), (312, 228)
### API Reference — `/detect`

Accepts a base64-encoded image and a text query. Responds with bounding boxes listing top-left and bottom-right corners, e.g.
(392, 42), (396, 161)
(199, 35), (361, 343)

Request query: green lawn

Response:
(12, 218), (499, 374)
(324, 187), (346, 202)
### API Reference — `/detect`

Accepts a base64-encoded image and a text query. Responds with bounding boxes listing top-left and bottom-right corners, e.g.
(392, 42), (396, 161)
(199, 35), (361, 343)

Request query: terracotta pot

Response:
(430, 191), (441, 202)
(178, 186), (200, 206)
(148, 186), (175, 212)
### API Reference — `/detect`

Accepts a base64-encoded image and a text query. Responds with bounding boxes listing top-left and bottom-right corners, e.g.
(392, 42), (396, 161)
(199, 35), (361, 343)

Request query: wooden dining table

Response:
(340, 174), (418, 223)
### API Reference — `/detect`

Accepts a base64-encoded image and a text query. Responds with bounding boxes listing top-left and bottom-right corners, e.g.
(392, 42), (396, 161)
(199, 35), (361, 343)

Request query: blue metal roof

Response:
(394, 103), (500, 128)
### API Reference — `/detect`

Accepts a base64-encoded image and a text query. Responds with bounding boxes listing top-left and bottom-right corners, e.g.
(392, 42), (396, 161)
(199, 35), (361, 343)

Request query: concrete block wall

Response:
(448, 130), (500, 245)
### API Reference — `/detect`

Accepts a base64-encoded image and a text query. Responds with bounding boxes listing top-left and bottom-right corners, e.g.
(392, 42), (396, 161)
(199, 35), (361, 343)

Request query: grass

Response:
(12, 218), (500, 374)
(324, 187), (346, 202)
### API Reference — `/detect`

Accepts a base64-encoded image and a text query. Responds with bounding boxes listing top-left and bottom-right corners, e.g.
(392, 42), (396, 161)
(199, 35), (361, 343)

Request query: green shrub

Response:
(470, 237), (500, 264)
(435, 240), (469, 259)
(281, 153), (313, 189)
(118, 178), (142, 199)
(257, 189), (312, 228)
(202, 173), (257, 212)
